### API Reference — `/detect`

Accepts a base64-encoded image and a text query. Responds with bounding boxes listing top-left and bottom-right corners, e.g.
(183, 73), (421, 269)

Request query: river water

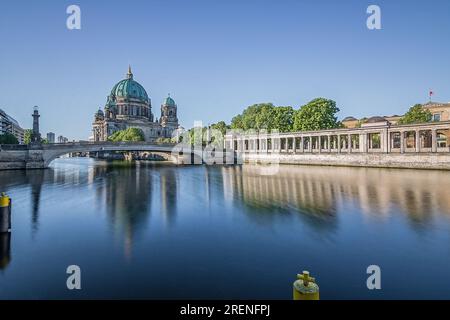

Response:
(0, 158), (449, 299)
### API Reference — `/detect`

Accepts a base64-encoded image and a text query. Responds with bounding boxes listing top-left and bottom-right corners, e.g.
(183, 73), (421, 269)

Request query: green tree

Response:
(187, 126), (204, 145)
(0, 133), (19, 144)
(293, 98), (340, 131)
(210, 121), (230, 136)
(209, 121), (230, 147)
(272, 106), (294, 132)
(230, 114), (244, 130)
(230, 103), (273, 130)
(107, 128), (145, 142)
(398, 104), (432, 125)
(24, 129), (33, 144)
(230, 103), (293, 132)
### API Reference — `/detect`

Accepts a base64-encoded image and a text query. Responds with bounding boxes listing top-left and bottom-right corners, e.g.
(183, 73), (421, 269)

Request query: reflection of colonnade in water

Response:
(221, 165), (450, 222)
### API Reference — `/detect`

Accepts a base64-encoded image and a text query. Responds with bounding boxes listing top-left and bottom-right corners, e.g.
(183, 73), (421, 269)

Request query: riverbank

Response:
(242, 152), (450, 170)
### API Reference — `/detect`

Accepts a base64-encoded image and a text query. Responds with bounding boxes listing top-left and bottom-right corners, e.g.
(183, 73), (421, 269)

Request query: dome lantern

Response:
(126, 65), (133, 80)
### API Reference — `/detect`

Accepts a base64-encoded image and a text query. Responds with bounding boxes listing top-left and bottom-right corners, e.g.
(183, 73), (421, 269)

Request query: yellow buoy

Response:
(0, 193), (12, 233)
(0, 193), (10, 208)
(293, 271), (319, 300)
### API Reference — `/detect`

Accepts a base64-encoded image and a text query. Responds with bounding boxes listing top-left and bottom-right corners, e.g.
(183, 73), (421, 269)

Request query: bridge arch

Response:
(41, 142), (208, 167)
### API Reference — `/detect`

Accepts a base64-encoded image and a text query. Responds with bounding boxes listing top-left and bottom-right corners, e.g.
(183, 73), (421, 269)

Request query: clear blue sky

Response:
(1, 0), (449, 140)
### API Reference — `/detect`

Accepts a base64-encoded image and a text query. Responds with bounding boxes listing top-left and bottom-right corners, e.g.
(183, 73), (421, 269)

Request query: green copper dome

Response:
(163, 95), (176, 106)
(110, 67), (149, 102)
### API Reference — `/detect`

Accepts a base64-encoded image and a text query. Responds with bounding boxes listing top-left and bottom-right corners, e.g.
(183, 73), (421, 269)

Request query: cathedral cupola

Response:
(160, 94), (179, 130)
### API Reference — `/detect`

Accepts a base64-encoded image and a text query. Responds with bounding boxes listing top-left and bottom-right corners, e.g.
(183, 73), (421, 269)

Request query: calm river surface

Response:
(1, 158), (450, 299)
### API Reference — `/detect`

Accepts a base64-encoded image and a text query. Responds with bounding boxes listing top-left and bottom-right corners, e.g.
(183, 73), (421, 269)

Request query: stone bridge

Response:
(0, 141), (238, 170)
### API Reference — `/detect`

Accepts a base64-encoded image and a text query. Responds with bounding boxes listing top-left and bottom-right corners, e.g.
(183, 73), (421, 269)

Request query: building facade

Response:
(342, 101), (450, 129)
(47, 132), (55, 143)
(92, 67), (180, 142)
(0, 108), (24, 144)
(423, 101), (450, 122)
(57, 135), (68, 143)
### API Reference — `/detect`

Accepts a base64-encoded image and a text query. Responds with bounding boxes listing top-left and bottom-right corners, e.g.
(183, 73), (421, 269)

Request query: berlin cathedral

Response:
(92, 67), (180, 141)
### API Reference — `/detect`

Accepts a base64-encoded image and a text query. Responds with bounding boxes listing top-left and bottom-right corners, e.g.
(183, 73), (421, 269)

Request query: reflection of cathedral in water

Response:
(89, 163), (179, 257)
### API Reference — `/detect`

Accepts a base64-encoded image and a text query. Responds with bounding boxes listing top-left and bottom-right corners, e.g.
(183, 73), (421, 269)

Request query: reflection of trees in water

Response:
(222, 165), (450, 228)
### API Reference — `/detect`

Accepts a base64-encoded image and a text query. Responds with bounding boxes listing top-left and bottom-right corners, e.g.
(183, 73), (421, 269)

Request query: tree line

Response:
(208, 98), (341, 136)
(208, 100), (434, 136)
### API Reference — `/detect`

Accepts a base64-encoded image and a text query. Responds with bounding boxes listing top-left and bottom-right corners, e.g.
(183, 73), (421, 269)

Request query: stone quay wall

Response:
(242, 152), (450, 170)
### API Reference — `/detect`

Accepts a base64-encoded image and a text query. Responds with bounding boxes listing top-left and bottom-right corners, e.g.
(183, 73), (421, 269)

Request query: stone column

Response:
(400, 131), (405, 154)
(327, 135), (331, 152)
(347, 134), (352, 153)
(415, 130), (420, 153)
(292, 137), (296, 153)
(300, 136), (304, 153)
(359, 134), (363, 152)
(432, 129), (437, 153)
(388, 132), (393, 153)
(363, 133), (368, 153)
(337, 135), (341, 153)
(318, 136), (321, 153)
(381, 129), (388, 153)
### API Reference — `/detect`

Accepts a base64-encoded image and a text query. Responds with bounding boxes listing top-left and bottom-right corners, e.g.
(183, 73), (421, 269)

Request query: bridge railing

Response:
(42, 141), (178, 149)
(0, 144), (28, 151)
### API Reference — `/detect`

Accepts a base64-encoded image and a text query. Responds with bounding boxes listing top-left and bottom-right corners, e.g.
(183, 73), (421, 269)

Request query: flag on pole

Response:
(429, 90), (434, 102)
